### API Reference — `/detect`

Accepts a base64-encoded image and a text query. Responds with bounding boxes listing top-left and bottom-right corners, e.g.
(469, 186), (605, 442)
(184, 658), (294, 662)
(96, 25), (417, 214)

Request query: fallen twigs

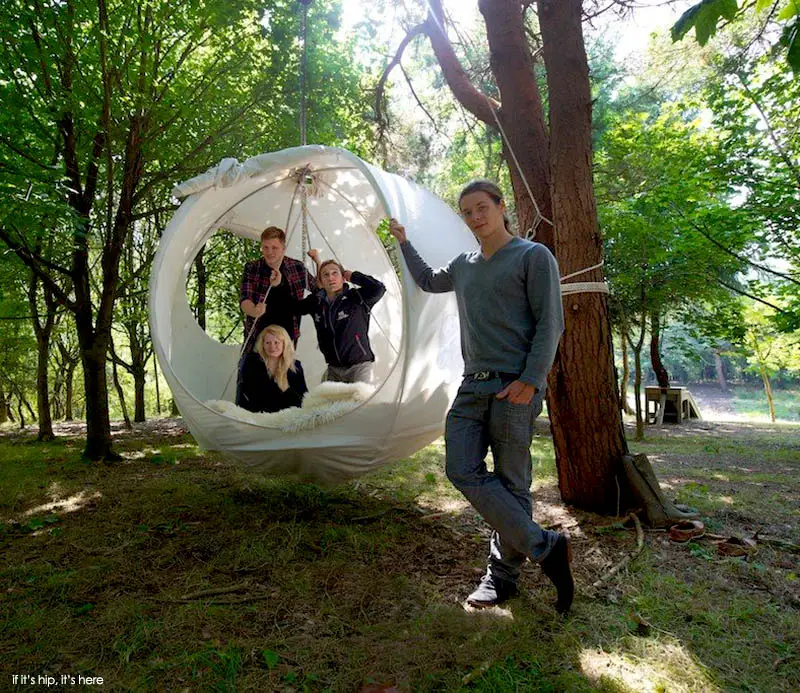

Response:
(591, 513), (645, 590)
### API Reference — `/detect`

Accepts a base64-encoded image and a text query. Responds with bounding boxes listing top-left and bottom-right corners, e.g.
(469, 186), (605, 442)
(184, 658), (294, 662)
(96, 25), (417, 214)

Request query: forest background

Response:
(1, 1), (799, 690)
(1, 0), (798, 445)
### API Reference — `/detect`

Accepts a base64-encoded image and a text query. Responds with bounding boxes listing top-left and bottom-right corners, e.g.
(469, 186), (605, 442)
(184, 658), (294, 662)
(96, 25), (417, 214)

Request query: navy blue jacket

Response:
(273, 271), (386, 368)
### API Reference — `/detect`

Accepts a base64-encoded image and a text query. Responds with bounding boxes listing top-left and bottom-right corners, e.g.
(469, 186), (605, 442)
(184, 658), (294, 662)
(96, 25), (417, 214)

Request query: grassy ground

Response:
(0, 418), (798, 692)
(729, 386), (800, 422)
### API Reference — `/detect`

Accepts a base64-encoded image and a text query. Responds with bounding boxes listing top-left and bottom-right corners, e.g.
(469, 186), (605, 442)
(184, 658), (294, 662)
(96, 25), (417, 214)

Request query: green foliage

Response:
(672, 0), (740, 46)
(673, 0), (800, 72)
(0, 0), (377, 427)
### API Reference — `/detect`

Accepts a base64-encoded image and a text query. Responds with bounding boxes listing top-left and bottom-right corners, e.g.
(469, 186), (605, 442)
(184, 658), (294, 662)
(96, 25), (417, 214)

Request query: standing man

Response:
(388, 179), (573, 614)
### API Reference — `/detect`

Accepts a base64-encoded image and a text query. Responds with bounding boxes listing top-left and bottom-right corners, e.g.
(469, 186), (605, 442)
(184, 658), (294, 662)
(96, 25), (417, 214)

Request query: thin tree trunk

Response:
(632, 343), (644, 441)
(132, 364), (146, 423)
(0, 381), (8, 424)
(29, 274), (56, 441)
(195, 244), (207, 331)
(713, 349), (727, 392)
(650, 311), (669, 388)
(620, 331), (634, 415)
(154, 358), (161, 415)
(64, 361), (76, 421)
(109, 339), (132, 430)
(759, 364), (776, 422)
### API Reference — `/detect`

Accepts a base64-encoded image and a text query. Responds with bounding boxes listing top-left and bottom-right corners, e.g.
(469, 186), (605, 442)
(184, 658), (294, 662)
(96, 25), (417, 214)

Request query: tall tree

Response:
(0, 0), (372, 457)
(381, 0), (643, 515)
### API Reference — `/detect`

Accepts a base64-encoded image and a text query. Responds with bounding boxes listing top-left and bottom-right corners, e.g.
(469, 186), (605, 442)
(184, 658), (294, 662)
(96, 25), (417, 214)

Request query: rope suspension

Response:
(298, 0), (312, 146)
(424, 1), (553, 235)
(423, 2), (608, 298)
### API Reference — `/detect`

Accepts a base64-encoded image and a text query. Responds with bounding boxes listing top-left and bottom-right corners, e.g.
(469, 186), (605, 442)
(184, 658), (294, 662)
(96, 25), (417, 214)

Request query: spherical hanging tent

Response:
(149, 145), (477, 483)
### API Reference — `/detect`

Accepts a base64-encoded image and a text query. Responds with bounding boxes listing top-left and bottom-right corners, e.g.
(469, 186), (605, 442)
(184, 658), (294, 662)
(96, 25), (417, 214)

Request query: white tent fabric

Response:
(149, 145), (477, 483)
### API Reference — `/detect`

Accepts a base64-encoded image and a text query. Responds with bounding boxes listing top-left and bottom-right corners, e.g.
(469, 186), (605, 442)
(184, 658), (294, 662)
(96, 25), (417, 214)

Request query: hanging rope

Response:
(424, 2), (609, 297)
(424, 1), (553, 235)
(298, 0), (312, 146)
(560, 261), (608, 296)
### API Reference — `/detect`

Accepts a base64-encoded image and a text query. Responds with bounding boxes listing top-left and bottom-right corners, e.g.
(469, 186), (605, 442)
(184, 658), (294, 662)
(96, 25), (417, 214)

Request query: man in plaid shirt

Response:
(239, 226), (319, 351)
(236, 226), (318, 406)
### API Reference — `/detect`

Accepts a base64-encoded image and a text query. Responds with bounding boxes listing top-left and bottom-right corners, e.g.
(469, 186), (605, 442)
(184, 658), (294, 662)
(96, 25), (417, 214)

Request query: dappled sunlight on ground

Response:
(535, 498), (585, 536)
(20, 488), (101, 519)
(580, 640), (721, 693)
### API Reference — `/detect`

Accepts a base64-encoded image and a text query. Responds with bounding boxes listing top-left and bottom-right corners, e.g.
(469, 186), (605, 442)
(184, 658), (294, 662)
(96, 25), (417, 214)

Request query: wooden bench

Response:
(645, 386), (703, 425)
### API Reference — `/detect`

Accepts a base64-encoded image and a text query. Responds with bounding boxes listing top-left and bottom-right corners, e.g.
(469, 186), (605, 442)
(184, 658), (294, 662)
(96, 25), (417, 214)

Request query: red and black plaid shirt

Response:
(240, 256), (316, 343)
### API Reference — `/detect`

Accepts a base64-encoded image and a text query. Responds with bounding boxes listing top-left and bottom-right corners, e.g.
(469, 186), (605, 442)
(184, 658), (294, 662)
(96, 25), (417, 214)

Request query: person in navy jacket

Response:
(268, 259), (386, 383)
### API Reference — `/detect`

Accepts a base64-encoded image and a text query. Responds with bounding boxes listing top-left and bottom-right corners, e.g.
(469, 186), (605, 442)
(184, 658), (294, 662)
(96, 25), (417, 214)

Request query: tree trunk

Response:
(712, 348), (727, 392)
(650, 311), (669, 388)
(29, 274), (56, 442)
(109, 338), (132, 430)
(65, 362), (75, 422)
(154, 359), (161, 415)
(17, 399), (25, 429)
(125, 327), (149, 423)
(538, 0), (629, 513)
(632, 343), (644, 441)
(195, 244), (207, 331)
(78, 342), (116, 460)
(759, 364), (776, 422)
(0, 381), (8, 424)
(620, 331), (634, 415)
(132, 364), (146, 423)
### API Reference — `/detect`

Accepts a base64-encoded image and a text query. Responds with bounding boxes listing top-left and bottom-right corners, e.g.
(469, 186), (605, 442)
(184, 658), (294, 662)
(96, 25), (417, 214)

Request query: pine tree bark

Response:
(538, 0), (629, 512)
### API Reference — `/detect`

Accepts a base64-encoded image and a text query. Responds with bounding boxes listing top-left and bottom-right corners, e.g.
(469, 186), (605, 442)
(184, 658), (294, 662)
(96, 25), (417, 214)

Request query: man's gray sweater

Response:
(401, 237), (565, 392)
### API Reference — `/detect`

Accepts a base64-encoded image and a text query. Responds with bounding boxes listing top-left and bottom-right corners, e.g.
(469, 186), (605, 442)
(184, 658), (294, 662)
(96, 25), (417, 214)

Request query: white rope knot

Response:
(560, 260), (609, 296)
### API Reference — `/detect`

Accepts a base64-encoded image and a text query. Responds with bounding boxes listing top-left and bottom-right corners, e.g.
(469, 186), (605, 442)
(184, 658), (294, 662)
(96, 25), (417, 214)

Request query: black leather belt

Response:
(469, 371), (517, 381)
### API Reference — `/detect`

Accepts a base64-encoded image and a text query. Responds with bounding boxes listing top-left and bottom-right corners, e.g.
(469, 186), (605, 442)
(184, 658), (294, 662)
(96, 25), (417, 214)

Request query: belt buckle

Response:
(473, 371), (491, 381)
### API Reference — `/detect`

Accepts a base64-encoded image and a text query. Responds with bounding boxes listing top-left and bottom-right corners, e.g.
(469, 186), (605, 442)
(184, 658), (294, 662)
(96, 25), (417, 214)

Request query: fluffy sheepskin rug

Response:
(206, 381), (374, 432)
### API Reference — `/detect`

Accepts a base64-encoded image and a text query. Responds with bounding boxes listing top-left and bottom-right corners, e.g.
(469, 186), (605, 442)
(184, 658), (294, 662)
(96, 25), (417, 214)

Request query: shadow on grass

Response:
(0, 423), (798, 691)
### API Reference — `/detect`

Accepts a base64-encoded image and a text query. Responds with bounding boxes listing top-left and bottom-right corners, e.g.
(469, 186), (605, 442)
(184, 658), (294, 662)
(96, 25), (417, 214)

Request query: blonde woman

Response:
(239, 325), (307, 413)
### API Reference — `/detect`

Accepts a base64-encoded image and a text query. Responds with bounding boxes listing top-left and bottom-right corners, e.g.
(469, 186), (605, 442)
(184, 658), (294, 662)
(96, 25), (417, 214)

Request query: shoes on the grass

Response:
(669, 520), (705, 543)
(466, 571), (519, 608)
(540, 533), (574, 615)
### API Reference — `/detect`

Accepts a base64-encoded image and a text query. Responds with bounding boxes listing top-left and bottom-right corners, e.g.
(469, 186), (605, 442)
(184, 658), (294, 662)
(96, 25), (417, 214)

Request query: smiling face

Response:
(319, 262), (344, 294)
(260, 237), (285, 268)
(459, 190), (507, 241)
(262, 331), (285, 360)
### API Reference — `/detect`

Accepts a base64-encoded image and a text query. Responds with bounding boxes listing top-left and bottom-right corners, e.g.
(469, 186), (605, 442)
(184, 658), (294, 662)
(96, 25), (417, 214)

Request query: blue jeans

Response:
(445, 374), (558, 583)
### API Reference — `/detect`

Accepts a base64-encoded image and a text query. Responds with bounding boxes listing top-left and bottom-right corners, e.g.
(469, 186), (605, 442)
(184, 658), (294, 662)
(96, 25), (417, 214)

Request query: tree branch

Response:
(716, 277), (787, 313)
(0, 227), (75, 309)
(375, 23), (426, 134)
(668, 205), (800, 287)
(423, 0), (497, 125)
